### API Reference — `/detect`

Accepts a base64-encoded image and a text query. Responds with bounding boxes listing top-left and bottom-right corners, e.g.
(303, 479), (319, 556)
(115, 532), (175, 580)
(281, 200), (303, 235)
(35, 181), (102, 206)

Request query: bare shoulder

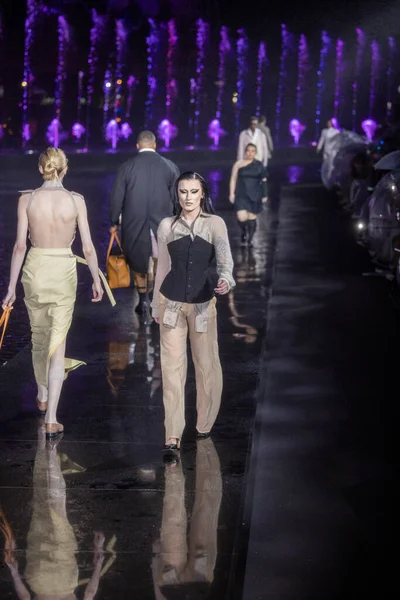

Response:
(71, 191), (86, 210)
(17, 192), (32, 207)
(71, 191), (85, 201)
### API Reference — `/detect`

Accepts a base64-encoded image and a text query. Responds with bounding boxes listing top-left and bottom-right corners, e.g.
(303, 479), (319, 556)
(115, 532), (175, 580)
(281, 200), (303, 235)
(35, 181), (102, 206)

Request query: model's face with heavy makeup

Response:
(178, 179), (203, 215)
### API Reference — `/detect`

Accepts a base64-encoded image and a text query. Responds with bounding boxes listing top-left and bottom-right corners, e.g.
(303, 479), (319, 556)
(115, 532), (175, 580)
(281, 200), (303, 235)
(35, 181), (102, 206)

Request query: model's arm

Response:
(151, 220), (171, 322)
(229, 162), (240, 203)
(76, 195), (104, 303)
(110, 166), (126, 227)
(267, 127), (274, 154)
(316, 130), (325, 153)
(2, 195), (29, 310)
(213, 217), (236, 295)
(261, 165), (268, 200)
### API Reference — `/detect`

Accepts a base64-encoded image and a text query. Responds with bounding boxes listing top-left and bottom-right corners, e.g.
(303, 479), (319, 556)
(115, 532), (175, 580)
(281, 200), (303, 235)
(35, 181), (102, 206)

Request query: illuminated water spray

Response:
(235, 28), (249, 136)
(22, 0), (40, 147)
(105, 19), (128, 150)
(369, 41), (380, 118)
(352, 28), (366, 131)
(159, 19), (178, 148)
(315, 30), (331, 141)
(86, 10), (107, 149)
(208, 26), (230, 148)
(191, 19), (209, 146)
(275, 24), (293, 145)
(114, 20), (127, 119)
(333, 39), (344, 126)
(72, 71), (85, 141)
(386, 37), (396, 118)
(291, 33), (308, 143)
(47, 15), (70, 148)
(145, 19), (160, 128)
(255, 42), (267, 116)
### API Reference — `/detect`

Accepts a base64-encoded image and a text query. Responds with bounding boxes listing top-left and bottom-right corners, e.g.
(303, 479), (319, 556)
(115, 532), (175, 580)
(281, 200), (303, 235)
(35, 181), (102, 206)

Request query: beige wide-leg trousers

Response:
(159, 296), (223, 441)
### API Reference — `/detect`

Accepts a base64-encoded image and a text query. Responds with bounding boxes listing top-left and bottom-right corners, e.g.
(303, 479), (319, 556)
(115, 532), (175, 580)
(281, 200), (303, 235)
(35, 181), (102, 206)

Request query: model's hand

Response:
(92, 280), (104, 302)
(229, 193), (235, 204)
(154, 317), (160, 324)
(262, 197), (268, 204)
(109, 225), (118, 234)
(215, 279), (229, 295)
(2, 289), (16, 310)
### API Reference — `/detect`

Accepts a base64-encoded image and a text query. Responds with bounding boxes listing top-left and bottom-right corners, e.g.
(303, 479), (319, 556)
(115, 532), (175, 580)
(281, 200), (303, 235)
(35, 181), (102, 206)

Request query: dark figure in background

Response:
(258, 115), (274, 160)
(110, 131), (179, 314)
(229, 143), (268, 247)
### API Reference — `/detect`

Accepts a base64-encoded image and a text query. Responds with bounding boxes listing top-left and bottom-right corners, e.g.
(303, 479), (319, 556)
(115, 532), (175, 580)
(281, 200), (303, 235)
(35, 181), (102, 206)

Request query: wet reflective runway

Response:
(2, 155), (396, 598)
(0, 158), (279, 599)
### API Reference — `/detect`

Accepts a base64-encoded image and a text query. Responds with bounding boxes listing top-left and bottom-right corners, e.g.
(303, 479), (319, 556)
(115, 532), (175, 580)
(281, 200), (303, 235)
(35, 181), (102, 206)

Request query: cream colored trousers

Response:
(159, 296), (223, 441)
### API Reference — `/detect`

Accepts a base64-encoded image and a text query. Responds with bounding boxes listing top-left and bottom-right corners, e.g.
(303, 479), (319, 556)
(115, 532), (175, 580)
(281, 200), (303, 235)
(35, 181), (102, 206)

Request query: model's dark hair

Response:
(173, 172), (216, 220)
(250, 116), (259, 122)
(245, 143), (257, 152)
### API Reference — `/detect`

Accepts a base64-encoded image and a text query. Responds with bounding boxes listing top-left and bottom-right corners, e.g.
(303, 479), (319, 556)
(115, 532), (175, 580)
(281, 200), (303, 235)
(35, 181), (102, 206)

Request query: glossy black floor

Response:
(0, 154), (399, 599)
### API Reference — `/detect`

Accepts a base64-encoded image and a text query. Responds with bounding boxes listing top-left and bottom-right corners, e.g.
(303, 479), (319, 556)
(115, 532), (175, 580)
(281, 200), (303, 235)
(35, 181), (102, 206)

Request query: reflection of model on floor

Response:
(152, 438), (222, 600)
(0, 424), (117, 600)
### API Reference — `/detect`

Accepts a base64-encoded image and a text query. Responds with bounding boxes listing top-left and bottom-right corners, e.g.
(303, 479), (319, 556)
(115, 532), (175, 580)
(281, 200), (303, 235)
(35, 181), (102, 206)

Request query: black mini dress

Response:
(234, 159), (268, 214)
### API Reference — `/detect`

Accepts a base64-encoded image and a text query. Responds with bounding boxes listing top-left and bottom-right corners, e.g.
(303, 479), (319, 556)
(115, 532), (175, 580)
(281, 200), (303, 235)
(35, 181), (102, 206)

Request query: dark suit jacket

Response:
(110, 151), (179, 273)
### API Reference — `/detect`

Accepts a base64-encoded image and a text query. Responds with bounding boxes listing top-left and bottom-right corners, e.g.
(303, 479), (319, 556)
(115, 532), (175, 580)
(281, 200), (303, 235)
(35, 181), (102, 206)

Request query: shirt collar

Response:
(176, 209), (212, 230)
(139, 148), (156, 153)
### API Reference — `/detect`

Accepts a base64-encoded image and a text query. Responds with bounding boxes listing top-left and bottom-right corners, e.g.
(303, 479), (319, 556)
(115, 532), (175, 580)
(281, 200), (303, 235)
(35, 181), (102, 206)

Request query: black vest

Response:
(160, 235), (217, 303)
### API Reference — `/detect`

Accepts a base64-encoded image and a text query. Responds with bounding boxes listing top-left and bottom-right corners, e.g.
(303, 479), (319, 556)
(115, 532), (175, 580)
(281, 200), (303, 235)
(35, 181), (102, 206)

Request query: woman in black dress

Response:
(229, 143), (268, 246)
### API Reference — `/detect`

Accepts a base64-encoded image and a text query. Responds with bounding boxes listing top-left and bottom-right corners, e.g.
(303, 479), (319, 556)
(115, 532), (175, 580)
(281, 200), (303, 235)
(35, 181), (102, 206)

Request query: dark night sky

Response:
(1, 0), (399, 37)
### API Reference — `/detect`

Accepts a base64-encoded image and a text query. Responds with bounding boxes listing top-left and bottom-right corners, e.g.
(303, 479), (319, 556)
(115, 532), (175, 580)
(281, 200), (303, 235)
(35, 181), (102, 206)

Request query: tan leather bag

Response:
(106, 232), (131, 289)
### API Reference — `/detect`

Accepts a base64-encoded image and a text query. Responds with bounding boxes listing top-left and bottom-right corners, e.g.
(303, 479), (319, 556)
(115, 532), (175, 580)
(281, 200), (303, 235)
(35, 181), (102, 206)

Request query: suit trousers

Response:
(159, 296), (223, 441)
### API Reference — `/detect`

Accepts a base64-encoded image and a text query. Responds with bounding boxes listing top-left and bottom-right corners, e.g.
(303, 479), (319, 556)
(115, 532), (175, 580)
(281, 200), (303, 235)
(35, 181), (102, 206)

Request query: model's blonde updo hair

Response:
(38, 147), (68, 181)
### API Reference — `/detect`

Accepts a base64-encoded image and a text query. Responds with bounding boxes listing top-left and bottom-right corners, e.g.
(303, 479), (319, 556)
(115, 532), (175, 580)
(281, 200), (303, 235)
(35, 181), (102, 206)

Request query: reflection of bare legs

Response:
(182, 438), (222, 584)
(45, 340), (66, 426)
(25, 425), (79, 595)
(158, 461), (188, 585)
(37, 383), (48, 404)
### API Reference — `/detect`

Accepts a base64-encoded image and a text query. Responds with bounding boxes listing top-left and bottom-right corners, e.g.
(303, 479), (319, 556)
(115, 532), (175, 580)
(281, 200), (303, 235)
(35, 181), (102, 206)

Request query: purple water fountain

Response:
(235, 28), (249, 136)
(208, 119), (225, 148)
(208, 26), (230, 148)
(158, 119), (177, 149)
(22, 0), (40, 148)
(352, 28), (366, 131)
(47, 16), (69, 148)
(296, 34), (309, 117)
(275, 24), (293, 145)
(333, 39), (344, 123)
(86, 10), (107, 149)
(361, 118), (377, 141)
(159, 19), (178, 148)
(387, 37), (396, 118)
(72, 71), (85, 142)
(369, 41), (380, 117)
(145, 19), (160, 128)
(255, 42), (267, 117)
(192, 19), (209, 146)
(315, 30), (331, 141)
(289, 119), (306, 145)
(106, 118), (119, 151)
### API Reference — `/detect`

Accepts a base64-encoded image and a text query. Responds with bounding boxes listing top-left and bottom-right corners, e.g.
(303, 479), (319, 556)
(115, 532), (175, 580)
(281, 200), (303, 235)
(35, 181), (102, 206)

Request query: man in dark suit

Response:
(110, 130), (179, 314)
